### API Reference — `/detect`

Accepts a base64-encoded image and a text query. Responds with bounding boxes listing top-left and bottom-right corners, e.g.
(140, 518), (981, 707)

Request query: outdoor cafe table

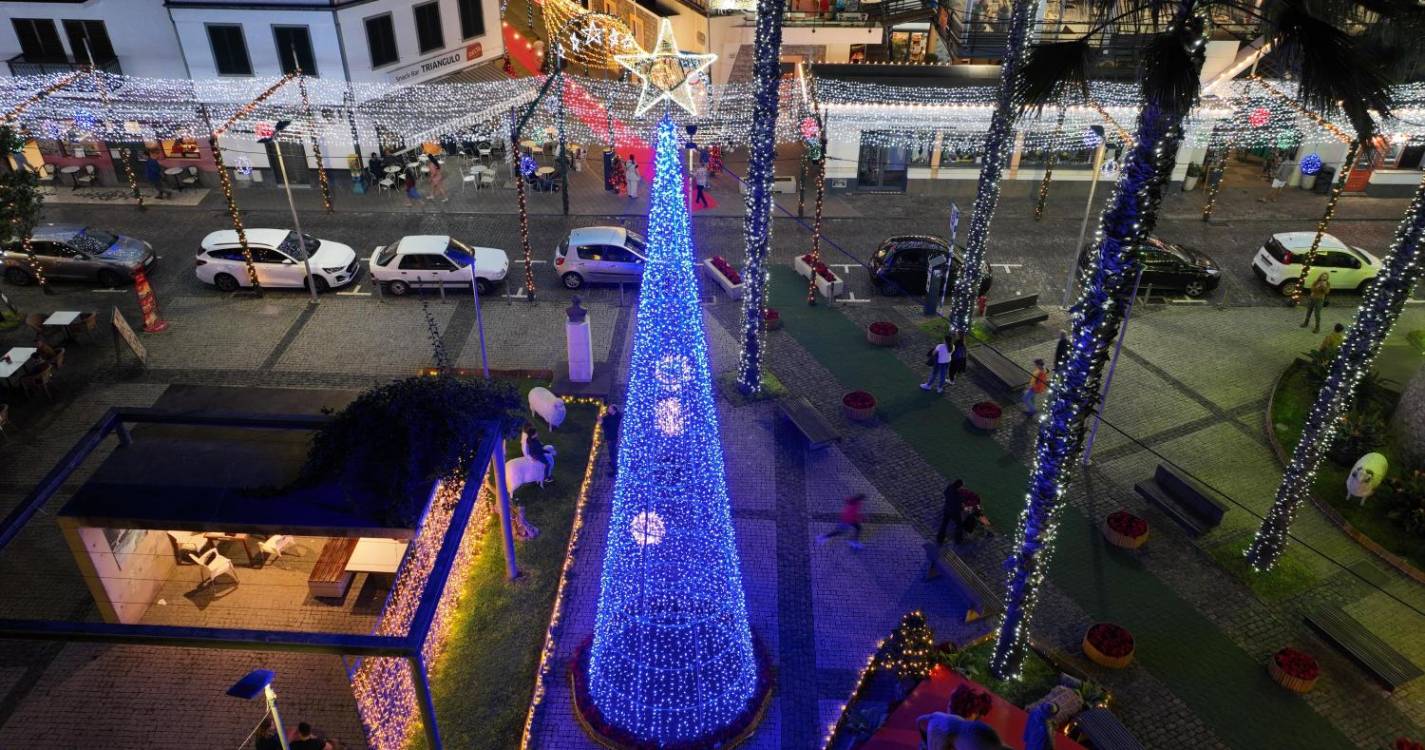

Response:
(164, 166), (185, 188)
(59, 165), (81, 187)
(346, 538), (410, 575)
(0, 347), (37, 382)
(43, 311), (81, 342)
(535, 166), (556, 178)
(520, 139), (540, 154)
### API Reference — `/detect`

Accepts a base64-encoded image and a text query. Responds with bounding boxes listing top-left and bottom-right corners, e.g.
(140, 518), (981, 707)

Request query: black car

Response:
(868, 235), (993, 297)
(1078, 236), (1221, 297)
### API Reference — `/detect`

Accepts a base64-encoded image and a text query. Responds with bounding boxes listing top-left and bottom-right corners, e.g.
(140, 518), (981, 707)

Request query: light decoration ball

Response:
(1249, 106), (1271, 128)
(1300, 153), (1323, 176)
(614, 19), (717, 117)
(585, 115), (762, 745)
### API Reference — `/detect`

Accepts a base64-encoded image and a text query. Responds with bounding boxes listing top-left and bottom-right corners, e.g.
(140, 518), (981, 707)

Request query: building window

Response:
(274, 26), (316, 76)
(207, 24), (253, 75)
(364, 14), (399, 68)
(414, 2), (444, 54)
(63, 20), (115, 65)
(13, 19), (66, 62)
(458, 0), (486, 39)
(145, 138), (202, 159)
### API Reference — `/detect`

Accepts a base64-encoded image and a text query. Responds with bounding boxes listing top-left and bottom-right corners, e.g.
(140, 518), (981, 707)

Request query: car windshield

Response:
(625, 232), (647, 257)
(376, 241), (400, 266)
(1146, 238), (1192, 264)
(72, 228), (118, 255)
(445, 240), (475, 268)
(278, 231), (320, 260)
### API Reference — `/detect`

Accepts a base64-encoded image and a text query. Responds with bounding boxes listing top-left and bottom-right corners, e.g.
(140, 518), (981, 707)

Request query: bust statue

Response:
(566, 296), (588, 324)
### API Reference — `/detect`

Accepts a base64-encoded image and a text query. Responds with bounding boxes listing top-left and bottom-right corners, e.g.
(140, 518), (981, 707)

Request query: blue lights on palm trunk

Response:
(587, 115), (759, 743)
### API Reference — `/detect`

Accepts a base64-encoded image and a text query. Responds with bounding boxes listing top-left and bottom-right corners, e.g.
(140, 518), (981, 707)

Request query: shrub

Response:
(1326, 408), (1388, 466)
(1303, 349), (1390, 410)
(1383, 467), (1425, 537)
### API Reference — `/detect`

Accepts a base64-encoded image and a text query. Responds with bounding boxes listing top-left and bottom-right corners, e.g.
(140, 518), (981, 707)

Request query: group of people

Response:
(921, 331), (1059, 417)
(256, 720), (336, 750)
(359, 151), (451, 206)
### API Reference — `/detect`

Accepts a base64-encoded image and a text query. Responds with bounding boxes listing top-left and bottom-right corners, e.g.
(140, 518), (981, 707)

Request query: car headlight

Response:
(1205, 267), (1221, 276)
(323, 266), (346, 274)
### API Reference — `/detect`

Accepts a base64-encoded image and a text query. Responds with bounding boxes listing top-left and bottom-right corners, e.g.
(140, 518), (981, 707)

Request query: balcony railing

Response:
(6, 55), (122, 77)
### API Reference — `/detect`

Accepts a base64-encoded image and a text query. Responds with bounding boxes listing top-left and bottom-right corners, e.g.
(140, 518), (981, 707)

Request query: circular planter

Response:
(842, 391), (877, 422)
(969, 401), (1002, 431)
(866, 321), (899, 347)
(1102, 511), (1150, 550)
(1083, 623), (1135, 669)
(1269, 648), (1320, 693)
(764, 308), (782, 331)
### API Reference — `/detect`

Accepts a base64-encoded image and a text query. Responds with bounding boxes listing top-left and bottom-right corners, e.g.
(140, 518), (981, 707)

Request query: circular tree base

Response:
(569, 635), (775, 750)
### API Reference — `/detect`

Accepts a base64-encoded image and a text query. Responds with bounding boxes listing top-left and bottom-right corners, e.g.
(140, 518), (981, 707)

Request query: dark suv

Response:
(1078, 236), (1221, 297)
(868, 235), (993, 297)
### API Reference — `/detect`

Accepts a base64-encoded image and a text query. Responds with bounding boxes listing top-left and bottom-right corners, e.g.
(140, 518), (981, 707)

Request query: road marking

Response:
(336, 290), (372, 297)
(830, 263), (858, 272)
(1166, 297), (1207, 305)
(840, 293), (871, 304)
(526, 259), (549, 264)
(991, 263), (1023, 274)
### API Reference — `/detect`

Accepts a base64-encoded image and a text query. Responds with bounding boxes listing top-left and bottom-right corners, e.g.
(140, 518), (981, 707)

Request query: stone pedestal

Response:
(566, 296), (593, 384)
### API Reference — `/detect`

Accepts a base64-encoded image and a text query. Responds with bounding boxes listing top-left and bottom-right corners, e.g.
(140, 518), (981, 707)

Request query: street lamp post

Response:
(259, 120), (319, 304)
(227, 669), (291, 750)
(1064, 126), (1107, 308)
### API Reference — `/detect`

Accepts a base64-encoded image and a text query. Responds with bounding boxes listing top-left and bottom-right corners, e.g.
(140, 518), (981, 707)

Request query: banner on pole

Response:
(132, 269), (169, 333)
(949, 203), (961, 245)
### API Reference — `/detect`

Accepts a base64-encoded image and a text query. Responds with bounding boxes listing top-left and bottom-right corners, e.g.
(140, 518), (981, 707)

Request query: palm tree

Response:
(945, 0), (1041, 336)
(737, 0), (788, 395)
(0, 126), (48, 294)
(1247, 175), (1425, 569)
(988, 0), (1409, 679)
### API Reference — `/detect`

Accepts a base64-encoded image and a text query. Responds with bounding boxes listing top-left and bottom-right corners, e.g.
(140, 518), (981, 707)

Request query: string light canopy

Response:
(542, 0), (642, 72)
(614, 19), (717, 117)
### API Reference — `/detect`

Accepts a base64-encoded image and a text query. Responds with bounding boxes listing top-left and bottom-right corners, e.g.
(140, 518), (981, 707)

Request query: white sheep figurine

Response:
(1347, 452), (1388, 506)
(528, 387), (566, 429)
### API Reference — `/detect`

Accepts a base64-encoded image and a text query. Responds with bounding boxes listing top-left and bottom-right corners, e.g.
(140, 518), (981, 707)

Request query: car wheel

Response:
(97, 269), (124, 288)
(1183, 280), (1206, 298)
(562, 272), (584, 289)
(308, 276), (331, 293)
(1357, 278), (1374, 294)
(213, 273), (240, 292)
(387, 279), (410, 296)
(1279, 279), (1301, 299)
(4, 267), (34, 286)
(475, 278), (493, 296)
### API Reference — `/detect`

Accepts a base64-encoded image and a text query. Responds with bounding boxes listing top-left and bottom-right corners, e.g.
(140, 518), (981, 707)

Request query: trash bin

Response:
(1314, 166), (1335, 194)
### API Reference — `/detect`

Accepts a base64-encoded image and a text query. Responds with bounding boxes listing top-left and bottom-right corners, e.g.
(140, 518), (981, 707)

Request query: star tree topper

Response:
(614, 19), (716, 117)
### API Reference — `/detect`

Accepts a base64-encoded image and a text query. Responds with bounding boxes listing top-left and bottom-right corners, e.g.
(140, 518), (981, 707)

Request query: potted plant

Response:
(703, 255), (744, 300)
(796, 253), (844, 299)
(1268, 647), (1320, 693)
(1101, 510), (1149, 549)
(969, 401), (1002, 430)
(842, 390), (876, 422)
(1182, 162), (1202, 192)
(1082, 623), (1135, 669)
(866, 321), (899, 346)
(764, 307), (782, 331)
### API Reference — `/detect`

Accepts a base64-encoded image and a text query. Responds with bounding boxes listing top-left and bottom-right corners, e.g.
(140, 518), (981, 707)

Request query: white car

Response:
(1251, 231), (1380, 297)
(196, 228), (359, 292)
(369, 235), (509, 296)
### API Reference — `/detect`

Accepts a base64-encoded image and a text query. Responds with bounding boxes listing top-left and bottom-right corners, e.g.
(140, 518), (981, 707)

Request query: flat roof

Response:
(56, 385), (415, 539)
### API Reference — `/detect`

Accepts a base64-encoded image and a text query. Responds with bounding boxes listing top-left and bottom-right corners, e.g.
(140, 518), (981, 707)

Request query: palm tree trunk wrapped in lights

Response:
(1247, 174), (1425, 570)
(944, 0), (1039, 336)
(736, 0), (788, 396)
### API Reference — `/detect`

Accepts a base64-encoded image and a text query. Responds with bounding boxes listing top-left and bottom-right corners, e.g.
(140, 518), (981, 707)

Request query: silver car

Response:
(2, 224), (157, 287)
(554, 226), (647, 289)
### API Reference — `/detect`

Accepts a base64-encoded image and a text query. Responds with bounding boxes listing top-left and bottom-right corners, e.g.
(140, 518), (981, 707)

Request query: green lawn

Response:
(1206, 536), (1320, 601)
(413, 397), (600, 750)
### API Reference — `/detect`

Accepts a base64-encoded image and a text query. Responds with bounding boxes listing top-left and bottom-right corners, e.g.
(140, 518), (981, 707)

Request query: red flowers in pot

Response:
(764, 307), (781, 330)
(1102, 510), (1150, 549)
(842, 390), (877, 421)
(710, 255), (742, 285)
(800, 253), (838, 283)
(866, 321), (899, 346)
(1083, 623), (1135, 668)
(1269, 647), (1320, 693)
(969, 401), (1002, 431)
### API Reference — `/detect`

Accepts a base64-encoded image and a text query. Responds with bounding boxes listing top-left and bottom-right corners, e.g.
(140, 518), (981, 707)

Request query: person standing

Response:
(1052, 329), (1070, 372)
(694, 163), (710, 208)
(1023, 358), (1049, 415)
(367, 151), (383, 184)
(289, 722), (331, 750)
(1320, 322), (1345, 352)
(921, 335), (953, 393)
(625, 155), (641, 199)
(1300, 272), (1330, 333)
(144, 154), (170, 199)
(600, 404), (622, 477)
(935, 479), (966, 547)
(347, 152), (363, 191)
(946, 336), (968, 385)
(1263, 157), (1293, 203)
(402, 169), (420, 207)
(817, 494), (866, 550)
(426, 156), (449, 202)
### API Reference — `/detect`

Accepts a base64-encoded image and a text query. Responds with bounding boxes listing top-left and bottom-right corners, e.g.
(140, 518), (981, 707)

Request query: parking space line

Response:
(991, 263), (1023, 274)
(336, 290), (372, 297)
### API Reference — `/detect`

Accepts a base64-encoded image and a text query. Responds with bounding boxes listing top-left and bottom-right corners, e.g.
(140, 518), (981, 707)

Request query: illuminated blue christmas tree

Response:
(586, 115), (761, 744)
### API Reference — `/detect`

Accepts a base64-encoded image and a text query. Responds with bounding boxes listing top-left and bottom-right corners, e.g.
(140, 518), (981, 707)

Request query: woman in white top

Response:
(921, 335), (953, 393)
(625, 155), (641, 199)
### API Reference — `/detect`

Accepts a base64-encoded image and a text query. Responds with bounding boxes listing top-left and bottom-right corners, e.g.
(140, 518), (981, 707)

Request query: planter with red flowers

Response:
(867, 321), (899, 347)
(842, 390), (877, 422)
(969, 401), (1002, 431)
(795, 254), (844, 299)
(1268, 647), (1320, 693)
(1083, 623), (1135, 669)
(703, 255), (745, 300)
(1102, 510), (1150, 550)
(764, 307), (782, 331)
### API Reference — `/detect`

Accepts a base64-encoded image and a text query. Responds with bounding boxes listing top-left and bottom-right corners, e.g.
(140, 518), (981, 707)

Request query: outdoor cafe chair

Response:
(44, 347), (64, 371)
(73, 165), (96, 189)
(259, 534), (296, 564)
(20, 362), (53, 400)
(191, 548), (238, 587)
(67, 312), (97, 341)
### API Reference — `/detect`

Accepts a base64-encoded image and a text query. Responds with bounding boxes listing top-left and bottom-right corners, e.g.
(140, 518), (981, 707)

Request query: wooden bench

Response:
(923, 542), (1000, 623)
(309, 538), (358, 598)
(984, 294), (1049, 333)
(1072, 708), (1144, 750)
(1306, 606), (1423, 691)
(1133, 464), (1227, 537)
(968, 344), (1026, 393)
(779, 395), (839, 450)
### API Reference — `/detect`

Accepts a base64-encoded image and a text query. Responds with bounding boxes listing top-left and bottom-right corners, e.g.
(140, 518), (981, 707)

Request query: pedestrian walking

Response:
(403, 169), (420, 206)
(1023, 358), (1049, 415)
(935, 479), (966, 547)
(1320, 322), (1345, 352)
(625, 155), (641, 199)
(1300, 272), (1330, 333)
(1263, 157), (1293, 203)
(694, 164), (710, 208)
(921, 335), (953, 393)
(947, 336), (968, 384)
(347, 152), (364, 192)
(1052, 329), (1070, 372)
(601, 404), (622, 477)
(817, 494), (866, 550)
(426, 156), (449, 202)
(144, 154), (170, 199)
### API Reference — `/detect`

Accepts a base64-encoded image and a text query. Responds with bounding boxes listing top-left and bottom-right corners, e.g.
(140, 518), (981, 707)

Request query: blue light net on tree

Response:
(587, 115), (759, 743)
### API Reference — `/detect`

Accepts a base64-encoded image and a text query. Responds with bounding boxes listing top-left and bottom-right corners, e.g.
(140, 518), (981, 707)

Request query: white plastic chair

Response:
(73, 165), (96, 188)
(180, 165), (200, 189)
(190, 548), (238, 586)
(479, 171), (495, 189)
(259, 534), (295, 564)
(167, 530), (209, 561)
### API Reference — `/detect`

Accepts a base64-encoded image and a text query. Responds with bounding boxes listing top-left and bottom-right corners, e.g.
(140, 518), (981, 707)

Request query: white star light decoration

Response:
(614, 19), (716, 117)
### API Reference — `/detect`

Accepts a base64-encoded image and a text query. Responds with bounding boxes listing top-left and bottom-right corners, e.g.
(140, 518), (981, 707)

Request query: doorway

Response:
(857, 132), (908, 191)
(264, 140), (310, 187)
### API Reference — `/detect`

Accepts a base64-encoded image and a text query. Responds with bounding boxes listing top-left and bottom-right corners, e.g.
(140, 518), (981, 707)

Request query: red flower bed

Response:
(843, 391), (876, 410)
(1106, 511), (1148, 538)
(1086, 623), (1135, 658)
(948, 683), (992, 720)
(710, 255), (742, 285)
(1395, 738), (1424, 750)
(1274, 648), (1320, 681)
(800, 253), (838, 283)
(972, 402), (1002, 420)
(869, 321), (898, 337)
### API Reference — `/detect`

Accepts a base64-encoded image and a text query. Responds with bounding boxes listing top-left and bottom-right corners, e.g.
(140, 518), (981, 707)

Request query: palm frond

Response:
(1015, 40), (1093, 113)
(1139, 19), (1205, 115)
(1268, 2), (1395, 143)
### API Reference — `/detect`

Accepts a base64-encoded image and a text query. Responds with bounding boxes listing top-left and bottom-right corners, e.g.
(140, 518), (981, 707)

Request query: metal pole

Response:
(409, 654), (444, 750)
(471, 264), (490, 377)
(1082, 264), (1143, 465)
(1065, 142), (1107, 307)
(272, 144), (319, 304)
(491, 439), (520, 579)
(264, 686), (292, 750)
